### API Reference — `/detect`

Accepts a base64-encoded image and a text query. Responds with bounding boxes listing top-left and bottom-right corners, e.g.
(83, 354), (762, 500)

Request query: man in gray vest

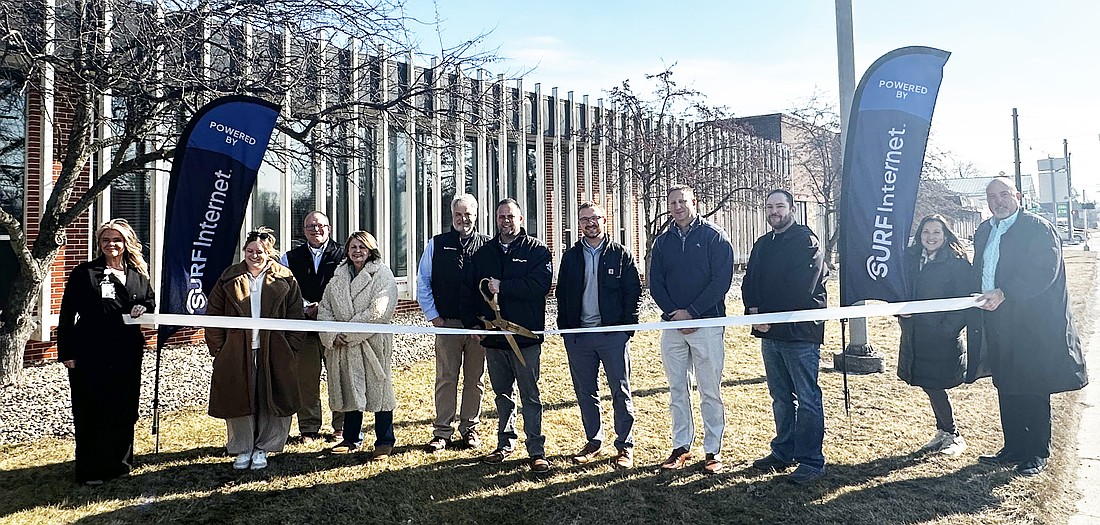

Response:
(417, 193), (489, 452)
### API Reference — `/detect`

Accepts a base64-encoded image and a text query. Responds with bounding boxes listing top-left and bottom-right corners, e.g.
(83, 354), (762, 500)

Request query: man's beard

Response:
(769, 214), (793, 230)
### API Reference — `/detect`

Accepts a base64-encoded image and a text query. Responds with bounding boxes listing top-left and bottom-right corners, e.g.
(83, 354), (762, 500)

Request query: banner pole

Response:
(840, 318), (851, 426)
(152, 338), (163, 454)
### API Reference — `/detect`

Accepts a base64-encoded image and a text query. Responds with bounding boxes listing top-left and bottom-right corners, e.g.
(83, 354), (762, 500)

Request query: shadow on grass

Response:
(2, 444), (1018, 525)
(388, 375), (769, 431)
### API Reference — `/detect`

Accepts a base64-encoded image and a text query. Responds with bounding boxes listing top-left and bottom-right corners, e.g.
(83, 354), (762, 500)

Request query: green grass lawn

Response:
(1, 252), (1094, 525)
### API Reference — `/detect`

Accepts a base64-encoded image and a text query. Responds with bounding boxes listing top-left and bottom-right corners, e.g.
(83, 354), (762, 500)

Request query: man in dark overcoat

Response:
(971, 177), (1088, 476)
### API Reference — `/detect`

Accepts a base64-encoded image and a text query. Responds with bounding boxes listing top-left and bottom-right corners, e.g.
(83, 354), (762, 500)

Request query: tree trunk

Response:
(0, 271), (46, 386)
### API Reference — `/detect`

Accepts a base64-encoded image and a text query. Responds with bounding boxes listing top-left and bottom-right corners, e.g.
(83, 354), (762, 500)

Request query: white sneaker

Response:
(232, 452), (252, 470)
(919, 429), (951, 452)
(939, 433), (967, 456)
(250, 449), (268, 470)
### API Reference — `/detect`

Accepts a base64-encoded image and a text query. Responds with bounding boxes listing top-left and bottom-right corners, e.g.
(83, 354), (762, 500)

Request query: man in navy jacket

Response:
(972, 177), (1087, 476)
(649, 185), (734, 474)
(556, 202), (642, 468)
(461, 198), (553, 473)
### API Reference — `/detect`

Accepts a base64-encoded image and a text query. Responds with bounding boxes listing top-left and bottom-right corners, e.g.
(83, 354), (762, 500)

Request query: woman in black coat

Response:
(897, 215), (971, 456)
(57, 219), (155, 485)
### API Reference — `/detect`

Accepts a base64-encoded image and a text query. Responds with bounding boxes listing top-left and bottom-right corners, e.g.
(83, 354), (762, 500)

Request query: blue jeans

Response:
(485, 345), (545, 457)
(341, 410), (396, 448)
(761, 338), (825, 470)
(563, 332), (635, 451)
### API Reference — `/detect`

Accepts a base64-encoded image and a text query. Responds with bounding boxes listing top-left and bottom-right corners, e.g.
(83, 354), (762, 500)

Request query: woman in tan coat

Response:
(318, 231), (398, 459)
(205, 228), (305, 470)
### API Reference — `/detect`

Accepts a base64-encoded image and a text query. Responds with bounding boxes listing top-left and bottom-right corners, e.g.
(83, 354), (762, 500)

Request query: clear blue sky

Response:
(406, 0), (1100, 199)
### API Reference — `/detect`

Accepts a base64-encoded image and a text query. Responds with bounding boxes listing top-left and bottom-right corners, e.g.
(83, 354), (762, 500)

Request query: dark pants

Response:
(998, 391), (1051, 459)
(342, 410), (396, 448)
(486, 345), (545, 457)
(563, 332), (635, 451)
(922, 387), (957, 434)
(68, 356), (140, 483)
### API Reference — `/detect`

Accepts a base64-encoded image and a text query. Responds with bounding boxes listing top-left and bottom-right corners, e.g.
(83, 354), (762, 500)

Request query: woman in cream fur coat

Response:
(318, 231), (399, 459)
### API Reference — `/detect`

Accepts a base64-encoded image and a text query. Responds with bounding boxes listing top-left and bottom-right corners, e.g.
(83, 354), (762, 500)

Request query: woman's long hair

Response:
(344, 231), (382, 262)
(96, 219), (149, 277)
(909, 214), (967, 260)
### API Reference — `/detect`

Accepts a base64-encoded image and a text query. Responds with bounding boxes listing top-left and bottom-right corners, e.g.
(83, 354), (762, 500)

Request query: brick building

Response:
(1, 4), (806, 365)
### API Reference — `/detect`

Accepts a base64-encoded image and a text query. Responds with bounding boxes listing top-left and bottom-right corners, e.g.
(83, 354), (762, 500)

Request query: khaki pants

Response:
(296, 333), (344, 434)
(433, 318), (486, 440)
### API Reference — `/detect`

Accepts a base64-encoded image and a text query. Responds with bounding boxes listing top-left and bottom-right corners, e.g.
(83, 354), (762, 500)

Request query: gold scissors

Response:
(478, 278), (538, 366)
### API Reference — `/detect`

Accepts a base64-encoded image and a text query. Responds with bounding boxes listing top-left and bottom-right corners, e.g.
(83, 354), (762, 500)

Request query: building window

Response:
(0, 73), (19, 305)
(108, 97), (150, 260)
(487, 139), (500, 213)
(507, 141), (518, 200)
(564, 99), (572, 135)
(524, 94), (536, 135)
(545, 97), (555, 137)
(289, 125), (316, 248)
(440, 146), (456, 233)
(463, 136), (477, 211)
(560, 147), (571, 247)
(415, 133), (429, 267)
(327, 147), (350, 242)
(0, 75), (25, 221)
(358, 125), (376, 233)
(109, 170), (151, 261)
(525, 144), (538, 239)
(389, 128), (409, 277)
(253, 132), (282, 242)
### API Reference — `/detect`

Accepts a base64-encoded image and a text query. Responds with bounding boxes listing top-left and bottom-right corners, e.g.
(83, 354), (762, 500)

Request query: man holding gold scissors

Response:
(461, 198), (553, 473)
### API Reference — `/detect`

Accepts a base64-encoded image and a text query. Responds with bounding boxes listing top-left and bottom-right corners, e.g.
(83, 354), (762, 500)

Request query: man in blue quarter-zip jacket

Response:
(649, 185), (734, 475)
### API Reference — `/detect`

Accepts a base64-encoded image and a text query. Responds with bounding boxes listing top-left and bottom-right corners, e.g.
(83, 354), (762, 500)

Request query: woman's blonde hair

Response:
(95, 219), (149, 277)
(344, 231), (382, 262)
(244, 227), (278, 255)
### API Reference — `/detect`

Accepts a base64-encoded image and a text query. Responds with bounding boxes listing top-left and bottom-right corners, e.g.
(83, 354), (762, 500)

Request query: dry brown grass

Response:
(1, 251), (1094, 525)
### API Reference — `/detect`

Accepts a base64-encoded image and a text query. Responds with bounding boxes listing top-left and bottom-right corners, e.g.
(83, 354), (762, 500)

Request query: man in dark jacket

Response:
(742, 189), (828, 485)
(417, 193), (489, 452)
(556, 202), (642, 469)
(280, 211), (345, 443)
(649, 185), (734, 474)
(972, 177), (1088, 476)
(461, 198), (553, 473)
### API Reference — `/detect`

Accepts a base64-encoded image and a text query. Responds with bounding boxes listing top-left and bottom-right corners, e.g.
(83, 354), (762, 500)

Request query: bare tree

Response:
(603, 65), (778, 268)
(922, 139), (983, 181)
(0, 0), (498, 385)
(784, 94), (842, 269)
(914, 139), (982, 237)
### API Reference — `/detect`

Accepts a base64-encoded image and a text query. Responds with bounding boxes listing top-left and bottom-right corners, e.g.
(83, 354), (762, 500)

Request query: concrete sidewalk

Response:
(1071, 373), (1099, 524)
(1070, 259), (1100, 525)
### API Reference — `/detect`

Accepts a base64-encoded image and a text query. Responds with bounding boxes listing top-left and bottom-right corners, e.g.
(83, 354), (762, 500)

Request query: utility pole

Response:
(833, 0), (881, 373)
(1012, 108), (1022, 193)
(1065, 139), (1073, 239)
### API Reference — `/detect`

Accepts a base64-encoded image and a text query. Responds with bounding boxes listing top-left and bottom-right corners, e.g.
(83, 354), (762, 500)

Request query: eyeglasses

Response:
(304, 224), (329, 231)
(579, 216), (604, 224)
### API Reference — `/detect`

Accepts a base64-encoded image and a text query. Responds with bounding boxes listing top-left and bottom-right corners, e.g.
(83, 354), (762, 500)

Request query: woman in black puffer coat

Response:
(897, 215), (972, 456)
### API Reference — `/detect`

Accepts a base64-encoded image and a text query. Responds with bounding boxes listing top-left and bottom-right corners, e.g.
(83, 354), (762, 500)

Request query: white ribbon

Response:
(123, 296), (983, 336)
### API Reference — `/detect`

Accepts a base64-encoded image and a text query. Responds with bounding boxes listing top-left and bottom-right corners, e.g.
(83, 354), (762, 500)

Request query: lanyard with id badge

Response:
(101, 275), (117, 300)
